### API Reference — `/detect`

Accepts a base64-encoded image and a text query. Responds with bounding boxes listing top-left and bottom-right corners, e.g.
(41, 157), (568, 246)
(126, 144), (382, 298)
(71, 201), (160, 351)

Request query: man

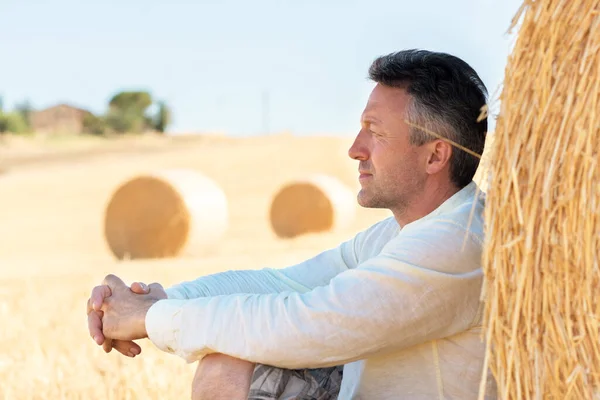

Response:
(87, 49), (497, 399)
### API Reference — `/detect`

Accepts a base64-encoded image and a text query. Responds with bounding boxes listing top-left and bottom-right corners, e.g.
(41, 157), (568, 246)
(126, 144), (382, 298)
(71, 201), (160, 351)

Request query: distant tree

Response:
(108, 91), (152, 114)
(14, 99), (33, 130)
(0, 112), (29, 134)
(153, 101), (171, 133)
(106, 90), (153, 134)
(105, 108), (143, 133)
(0, 110), (5, 134)
(82, 113), (108, 135)
(0, 96), (30, 134)
(0, 96), (4, 134)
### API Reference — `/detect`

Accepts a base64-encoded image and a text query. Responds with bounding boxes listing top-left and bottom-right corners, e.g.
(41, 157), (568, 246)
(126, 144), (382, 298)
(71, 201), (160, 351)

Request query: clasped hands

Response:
(86, 274), (167, 357)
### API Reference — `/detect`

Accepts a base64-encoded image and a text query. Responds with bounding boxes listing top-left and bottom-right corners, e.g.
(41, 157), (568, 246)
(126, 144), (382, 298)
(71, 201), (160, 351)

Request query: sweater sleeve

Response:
(145, 219), (484, 367)
(164, 235), (360, 300)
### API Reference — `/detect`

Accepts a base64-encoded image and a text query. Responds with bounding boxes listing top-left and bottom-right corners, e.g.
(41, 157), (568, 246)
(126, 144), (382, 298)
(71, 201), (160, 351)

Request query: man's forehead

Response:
(370, 83), (409, 100)
(362, 96), (408, 122)
(361, 102), (383, 117)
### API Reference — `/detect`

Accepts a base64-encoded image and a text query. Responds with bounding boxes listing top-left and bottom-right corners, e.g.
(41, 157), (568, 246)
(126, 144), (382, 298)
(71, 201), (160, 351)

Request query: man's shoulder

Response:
(433, 188), (486, 243)
(405, 187), (486, 244)
(380, 200), (485, 274)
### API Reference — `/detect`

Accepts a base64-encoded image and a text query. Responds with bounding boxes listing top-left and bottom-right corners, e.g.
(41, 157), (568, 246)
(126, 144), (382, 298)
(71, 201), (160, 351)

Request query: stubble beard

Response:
(357, 182), (408, 213)
(357, 176), (422, 218)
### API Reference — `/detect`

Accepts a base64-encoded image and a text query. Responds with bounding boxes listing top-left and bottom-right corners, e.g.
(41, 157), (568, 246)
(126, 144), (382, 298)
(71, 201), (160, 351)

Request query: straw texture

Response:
(479, 1), (600, 399)
(269, 174), (356, 238)
(104, 169), (228, 260)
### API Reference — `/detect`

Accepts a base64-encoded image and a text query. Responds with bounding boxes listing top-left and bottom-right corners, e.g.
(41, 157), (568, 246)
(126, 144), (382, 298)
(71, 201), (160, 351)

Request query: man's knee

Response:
(191, 353), (256, 400)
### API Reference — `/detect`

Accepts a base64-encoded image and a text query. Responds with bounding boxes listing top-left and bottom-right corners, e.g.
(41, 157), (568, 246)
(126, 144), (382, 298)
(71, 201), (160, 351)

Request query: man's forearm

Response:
(165, 244), (355, 300)
(165, 268), (311, 299)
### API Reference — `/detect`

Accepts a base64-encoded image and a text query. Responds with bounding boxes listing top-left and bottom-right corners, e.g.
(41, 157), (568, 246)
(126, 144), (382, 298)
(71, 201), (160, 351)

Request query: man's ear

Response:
(425, 140), (453, 175)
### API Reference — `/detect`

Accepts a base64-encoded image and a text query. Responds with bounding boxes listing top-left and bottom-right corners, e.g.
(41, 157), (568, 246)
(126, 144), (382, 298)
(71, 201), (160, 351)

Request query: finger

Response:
(103, 338), (113, 353)
(88, 310), (105, 345)
(102, 274), (127, 289)
(148, 283), (168, 300)
(148, 282), (165, 292)
(130, 281), (150, 294)
(112, 340), (142, 357)
(91, 285), (112, 311)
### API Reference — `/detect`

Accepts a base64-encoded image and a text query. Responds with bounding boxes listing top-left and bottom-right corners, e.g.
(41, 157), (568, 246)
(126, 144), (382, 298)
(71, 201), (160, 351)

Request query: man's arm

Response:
(163, 221), (381, 299)
(145, 219), (484, 369)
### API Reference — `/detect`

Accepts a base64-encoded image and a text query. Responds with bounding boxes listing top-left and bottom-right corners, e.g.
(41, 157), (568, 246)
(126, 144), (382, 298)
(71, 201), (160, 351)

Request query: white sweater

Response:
(145, 181), (497, 399)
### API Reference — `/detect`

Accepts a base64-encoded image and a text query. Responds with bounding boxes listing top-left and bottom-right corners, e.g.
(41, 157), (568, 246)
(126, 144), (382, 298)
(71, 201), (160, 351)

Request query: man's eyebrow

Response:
(361, 115), (383, 125)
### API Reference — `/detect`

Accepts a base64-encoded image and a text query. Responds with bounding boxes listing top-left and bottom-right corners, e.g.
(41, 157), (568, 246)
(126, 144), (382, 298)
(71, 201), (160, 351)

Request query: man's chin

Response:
(357, 192), (383, 209)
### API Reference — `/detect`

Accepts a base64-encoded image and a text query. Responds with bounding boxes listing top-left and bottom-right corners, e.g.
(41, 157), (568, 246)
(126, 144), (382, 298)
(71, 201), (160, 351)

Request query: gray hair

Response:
(369, 49), (488, 188)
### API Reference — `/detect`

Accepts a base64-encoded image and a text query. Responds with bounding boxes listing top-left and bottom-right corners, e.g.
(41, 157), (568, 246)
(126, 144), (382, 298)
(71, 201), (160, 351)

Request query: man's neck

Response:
(392, 181), (461, 227)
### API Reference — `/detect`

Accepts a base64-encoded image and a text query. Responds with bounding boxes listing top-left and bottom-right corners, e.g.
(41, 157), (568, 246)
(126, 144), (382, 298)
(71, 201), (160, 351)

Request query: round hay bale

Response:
(269, 174), (356, 238)
(480, 1), (600, 398)
(104, 169), (228, 260)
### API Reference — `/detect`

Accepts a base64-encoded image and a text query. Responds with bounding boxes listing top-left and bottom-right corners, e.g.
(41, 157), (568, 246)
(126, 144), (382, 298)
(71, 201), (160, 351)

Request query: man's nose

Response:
(348, 130), (369, 161)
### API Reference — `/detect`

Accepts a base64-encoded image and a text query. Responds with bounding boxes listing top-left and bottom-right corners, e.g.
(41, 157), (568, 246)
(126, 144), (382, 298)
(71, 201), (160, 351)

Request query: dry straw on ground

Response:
(104, 169), (228, 260)
(269, 174), (356, 238)
(479, 1), (600, 399)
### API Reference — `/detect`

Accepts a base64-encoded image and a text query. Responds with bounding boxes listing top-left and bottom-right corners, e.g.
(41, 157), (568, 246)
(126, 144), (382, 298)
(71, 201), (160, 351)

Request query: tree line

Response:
(0, 90), (171, 135)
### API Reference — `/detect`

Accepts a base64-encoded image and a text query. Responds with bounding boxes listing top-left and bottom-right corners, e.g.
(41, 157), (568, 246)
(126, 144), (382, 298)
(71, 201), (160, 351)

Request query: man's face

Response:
(348, 84), (429, 212)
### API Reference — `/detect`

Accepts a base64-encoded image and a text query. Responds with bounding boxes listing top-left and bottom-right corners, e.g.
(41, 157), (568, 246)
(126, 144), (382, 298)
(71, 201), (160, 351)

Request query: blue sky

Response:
(0, 0), (522, 136)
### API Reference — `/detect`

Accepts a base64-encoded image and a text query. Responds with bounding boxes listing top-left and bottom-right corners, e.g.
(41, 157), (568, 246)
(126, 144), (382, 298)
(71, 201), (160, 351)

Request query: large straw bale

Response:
(269, 174), (356, 238)
(104, 169), (228, 260)
(478, 1), (600, 399)
(473, 132), (495, 193)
